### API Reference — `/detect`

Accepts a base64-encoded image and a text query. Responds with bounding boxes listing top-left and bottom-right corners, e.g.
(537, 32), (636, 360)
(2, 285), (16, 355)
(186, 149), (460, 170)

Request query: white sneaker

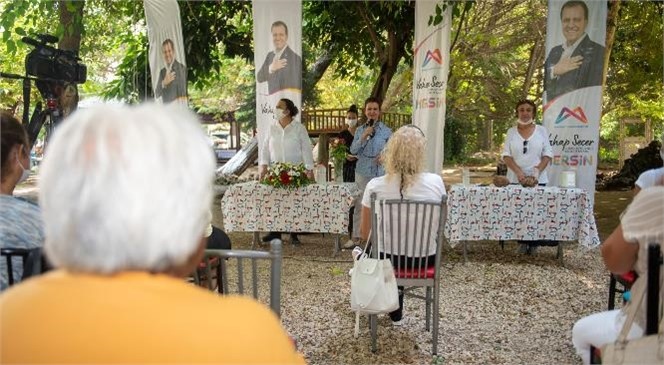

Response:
(391, 319), (404, 326)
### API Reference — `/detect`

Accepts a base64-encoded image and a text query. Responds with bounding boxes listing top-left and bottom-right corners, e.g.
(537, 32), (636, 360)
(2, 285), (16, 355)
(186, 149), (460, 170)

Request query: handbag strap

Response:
(369, 198), (385, 259)
(617, 279), (647, 342)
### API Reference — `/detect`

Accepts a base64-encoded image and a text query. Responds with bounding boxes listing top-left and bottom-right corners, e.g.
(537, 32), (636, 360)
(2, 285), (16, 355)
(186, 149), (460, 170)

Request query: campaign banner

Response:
(144, 0), (188, 105)
(543, 0), (606, 201)
(252, 0), (303, 160)
(412, 0), (451, 174)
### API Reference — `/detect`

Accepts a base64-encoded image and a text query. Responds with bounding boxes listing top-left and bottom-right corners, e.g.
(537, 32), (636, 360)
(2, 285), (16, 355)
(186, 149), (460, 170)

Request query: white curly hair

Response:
(382, 124), (426, 197)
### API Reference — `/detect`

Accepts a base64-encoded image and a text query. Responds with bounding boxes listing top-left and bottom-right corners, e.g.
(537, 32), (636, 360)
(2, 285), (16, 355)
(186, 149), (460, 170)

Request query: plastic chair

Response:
(193, 239), (283, 317)
(1, 247), (44, 287)
(368, 192), (447, 355)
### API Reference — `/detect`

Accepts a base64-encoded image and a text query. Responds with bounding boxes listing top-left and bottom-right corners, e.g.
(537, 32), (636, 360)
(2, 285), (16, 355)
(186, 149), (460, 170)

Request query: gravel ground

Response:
(16, 167), (630, 364)
(211, 174), (632, 365)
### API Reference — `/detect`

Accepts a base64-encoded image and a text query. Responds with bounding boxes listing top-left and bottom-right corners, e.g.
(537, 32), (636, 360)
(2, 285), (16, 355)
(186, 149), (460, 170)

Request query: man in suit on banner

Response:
(256, 21), (302, 95)
(544, 0), (604, 103)
(156, 38), (187, 104)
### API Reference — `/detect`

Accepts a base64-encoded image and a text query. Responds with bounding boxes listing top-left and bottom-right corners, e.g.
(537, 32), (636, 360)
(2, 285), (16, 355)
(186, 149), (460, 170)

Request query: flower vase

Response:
(334, 162), (344, 182)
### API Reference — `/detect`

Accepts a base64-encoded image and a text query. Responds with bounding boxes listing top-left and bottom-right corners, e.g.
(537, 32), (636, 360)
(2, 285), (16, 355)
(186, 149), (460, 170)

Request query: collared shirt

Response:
(561, 33), (587, 58)
(273, 47), (285, 62)
(549, 33), (588, 80)
(259, 120), (314, 170)
(350, 121), (392, 178)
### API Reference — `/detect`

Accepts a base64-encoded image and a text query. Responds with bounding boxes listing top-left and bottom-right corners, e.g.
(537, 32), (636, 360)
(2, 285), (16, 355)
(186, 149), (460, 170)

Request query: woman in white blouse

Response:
(501, 99), (553, 186)
(501, 99), (554, 254)
(258, 98), (314, 244)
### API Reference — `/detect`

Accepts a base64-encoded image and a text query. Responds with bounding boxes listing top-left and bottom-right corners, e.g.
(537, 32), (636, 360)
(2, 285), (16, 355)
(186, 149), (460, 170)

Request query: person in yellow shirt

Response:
(0, 104), (305, 364)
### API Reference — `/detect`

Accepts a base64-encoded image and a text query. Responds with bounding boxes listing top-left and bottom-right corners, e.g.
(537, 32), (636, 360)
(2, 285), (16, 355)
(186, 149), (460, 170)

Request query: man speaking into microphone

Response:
(344, 97), (392, 249)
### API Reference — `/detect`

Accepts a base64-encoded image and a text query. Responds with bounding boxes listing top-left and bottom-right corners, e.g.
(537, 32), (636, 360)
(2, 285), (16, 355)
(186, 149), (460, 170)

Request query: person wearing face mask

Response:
(337, 104), (360, 239)
(339, 104), (359, 183)
(633, 132), (664, 196)
(0, 111), (45, 290)
(501, 99), (554, 254)
(258, 98), (315, 245)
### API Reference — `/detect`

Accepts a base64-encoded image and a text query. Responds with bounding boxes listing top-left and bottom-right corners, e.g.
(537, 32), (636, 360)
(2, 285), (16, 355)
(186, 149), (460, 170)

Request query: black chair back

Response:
(1, 247), (44, 287)
(645, 243), (662, 335)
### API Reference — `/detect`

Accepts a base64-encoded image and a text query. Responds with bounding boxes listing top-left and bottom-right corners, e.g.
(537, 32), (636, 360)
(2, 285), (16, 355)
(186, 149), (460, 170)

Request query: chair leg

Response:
(463, 241), (468, 264)
(252, 231), (259, 250)
(425, 287), (432, 331)
(499, 240), (505, 251)
(608, 275), (617, 310)
(557, 242), (564, 265)
(432, 280), (441, 356)
(370, 314), (377, 353)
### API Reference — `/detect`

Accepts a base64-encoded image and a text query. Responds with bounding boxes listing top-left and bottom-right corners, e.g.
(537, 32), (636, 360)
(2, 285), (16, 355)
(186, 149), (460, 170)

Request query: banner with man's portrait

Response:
(144, 0), (188, 105)
(252, 0), (303, 160)
(412, 0), (452, 174)
(543, 0), (606, 201)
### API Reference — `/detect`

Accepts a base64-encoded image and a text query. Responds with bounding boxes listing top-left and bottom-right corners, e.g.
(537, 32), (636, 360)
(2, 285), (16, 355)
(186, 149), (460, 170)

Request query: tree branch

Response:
(355, 2), (384, 59)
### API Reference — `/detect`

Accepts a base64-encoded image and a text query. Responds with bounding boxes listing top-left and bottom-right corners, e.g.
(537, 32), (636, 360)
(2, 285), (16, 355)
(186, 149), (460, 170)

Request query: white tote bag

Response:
(350, 200), (399, 336)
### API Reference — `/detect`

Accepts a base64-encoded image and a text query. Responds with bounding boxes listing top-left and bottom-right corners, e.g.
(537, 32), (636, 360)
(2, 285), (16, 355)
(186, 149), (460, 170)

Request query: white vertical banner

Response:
(543, 0), (606, 201)
(144, 0), (188, 105)
(252, 0), (303, 159)
(412, 0), (451, 174)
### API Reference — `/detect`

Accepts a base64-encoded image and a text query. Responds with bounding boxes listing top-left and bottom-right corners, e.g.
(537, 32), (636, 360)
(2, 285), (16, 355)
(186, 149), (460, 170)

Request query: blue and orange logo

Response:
(555, 106), (588, 125)
(422, 49), (443, 68)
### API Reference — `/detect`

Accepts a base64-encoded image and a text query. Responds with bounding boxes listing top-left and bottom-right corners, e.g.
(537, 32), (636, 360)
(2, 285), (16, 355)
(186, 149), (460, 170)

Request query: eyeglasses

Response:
(523, 140), (528, 154)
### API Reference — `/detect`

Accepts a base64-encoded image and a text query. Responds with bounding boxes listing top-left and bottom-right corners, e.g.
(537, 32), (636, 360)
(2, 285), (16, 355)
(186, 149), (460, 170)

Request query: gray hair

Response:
(39, 104), (215, 274)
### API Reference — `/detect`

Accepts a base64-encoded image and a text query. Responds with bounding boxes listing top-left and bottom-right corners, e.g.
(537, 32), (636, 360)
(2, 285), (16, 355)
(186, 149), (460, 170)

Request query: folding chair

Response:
(368, 192), (447, 355)
(193, 239), (283, 317)
(1, 247), (44, 288)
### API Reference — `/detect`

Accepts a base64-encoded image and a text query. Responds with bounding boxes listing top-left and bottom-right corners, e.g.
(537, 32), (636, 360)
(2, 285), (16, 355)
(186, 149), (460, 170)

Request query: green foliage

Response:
(602, 1), (664, 148)
(443, 116), (467, 163)
(329, 137), (348, 168)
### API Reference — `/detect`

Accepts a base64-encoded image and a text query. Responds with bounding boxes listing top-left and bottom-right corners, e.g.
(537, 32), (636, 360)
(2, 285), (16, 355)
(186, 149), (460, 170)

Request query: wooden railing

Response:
(301, 108), (412, 135)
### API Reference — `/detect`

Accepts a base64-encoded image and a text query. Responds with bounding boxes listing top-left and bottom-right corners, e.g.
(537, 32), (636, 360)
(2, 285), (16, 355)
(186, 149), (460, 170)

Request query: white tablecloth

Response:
(221, 181), (360, 234)
(444, 185), (600, 248)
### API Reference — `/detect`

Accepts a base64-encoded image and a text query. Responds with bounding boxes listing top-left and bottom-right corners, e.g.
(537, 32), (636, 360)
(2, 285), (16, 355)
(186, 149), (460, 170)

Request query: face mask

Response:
(345, 119), (357, 128)
(517, 118), (534, 126)
(16, 154), (30, 184)
(275, 108), (288, 119)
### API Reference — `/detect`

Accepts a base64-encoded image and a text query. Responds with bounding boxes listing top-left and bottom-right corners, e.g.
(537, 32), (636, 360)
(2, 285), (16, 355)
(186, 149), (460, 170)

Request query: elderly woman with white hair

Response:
(0, 104), (304, 364)
(359, 124), (446, 325)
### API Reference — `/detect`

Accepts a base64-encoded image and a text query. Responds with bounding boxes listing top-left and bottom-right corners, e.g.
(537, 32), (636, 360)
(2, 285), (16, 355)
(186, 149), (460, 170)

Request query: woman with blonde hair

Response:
(358, 124), (446, 324)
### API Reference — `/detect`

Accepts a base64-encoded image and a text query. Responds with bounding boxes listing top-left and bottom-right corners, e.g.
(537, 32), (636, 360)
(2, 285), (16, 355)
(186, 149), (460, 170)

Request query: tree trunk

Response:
(602, 0), (621, 89)
(522, 38), (545, 97)
(58, 0), (85, 117)
(303, 49), (335, 105)
(370, 31), (407, 102)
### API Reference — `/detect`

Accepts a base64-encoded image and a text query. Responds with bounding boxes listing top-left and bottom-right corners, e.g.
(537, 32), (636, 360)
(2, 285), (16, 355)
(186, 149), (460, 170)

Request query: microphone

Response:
(367, 119), (375, 138)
